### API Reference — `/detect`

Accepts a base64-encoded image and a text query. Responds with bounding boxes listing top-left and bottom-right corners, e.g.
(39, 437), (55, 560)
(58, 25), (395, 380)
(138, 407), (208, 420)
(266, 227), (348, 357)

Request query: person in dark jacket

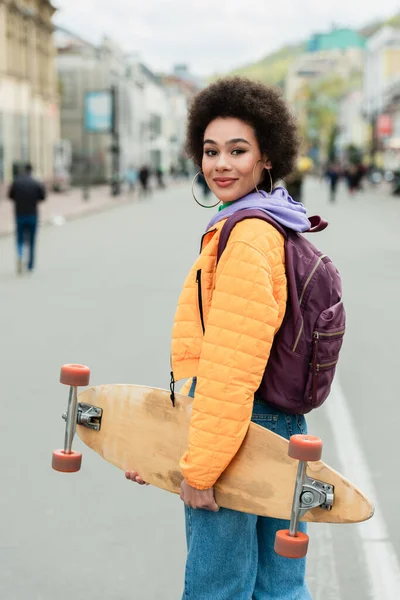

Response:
(138, 165), (151, 197)
(325, 162), (341, 202)
(284, 169), (304, 202)
(8, 163), (46, 273)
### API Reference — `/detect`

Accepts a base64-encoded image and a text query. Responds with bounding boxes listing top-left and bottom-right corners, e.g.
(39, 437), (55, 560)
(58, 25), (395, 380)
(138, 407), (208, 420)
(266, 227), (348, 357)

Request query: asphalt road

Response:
(0, 178), (399, 599)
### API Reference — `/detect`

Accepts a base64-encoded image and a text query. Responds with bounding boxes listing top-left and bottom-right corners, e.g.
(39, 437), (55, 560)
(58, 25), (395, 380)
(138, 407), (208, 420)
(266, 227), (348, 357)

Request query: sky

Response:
(53, 0), (400, 76)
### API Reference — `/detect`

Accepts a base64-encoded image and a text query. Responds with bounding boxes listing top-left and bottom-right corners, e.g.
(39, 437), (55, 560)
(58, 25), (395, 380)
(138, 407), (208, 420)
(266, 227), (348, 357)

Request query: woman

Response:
(127, 77), (312, 599)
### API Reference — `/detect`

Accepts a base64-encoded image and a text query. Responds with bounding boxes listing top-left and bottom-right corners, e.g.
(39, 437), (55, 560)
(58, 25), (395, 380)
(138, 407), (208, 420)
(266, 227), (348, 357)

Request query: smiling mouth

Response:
(213, 178), (238, 187)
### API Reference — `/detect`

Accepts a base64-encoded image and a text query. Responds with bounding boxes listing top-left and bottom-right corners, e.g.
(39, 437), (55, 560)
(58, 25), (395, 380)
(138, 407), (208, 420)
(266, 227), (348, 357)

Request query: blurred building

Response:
(163, 68), (201, 173)
(0, 0), (60, 191)
(307, 28), (365, 53)
(56, 29), (134, 184)
(140, 62), (170, 172)
(382, 76), (400, 166)
(170, 64), (205, 91)
(336, 90), (369, 159)
(286, 28), (365, 103)
(363, 26), (400, 165)
(122, 56), (150, 171)
(56, 29), (194, 183)
(364, 27), (400, 119)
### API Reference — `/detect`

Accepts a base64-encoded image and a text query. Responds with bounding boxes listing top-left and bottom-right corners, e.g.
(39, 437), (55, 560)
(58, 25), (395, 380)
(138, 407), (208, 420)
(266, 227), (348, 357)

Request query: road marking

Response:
(307, 523), (340, 600)
(325, 380), (400, 599)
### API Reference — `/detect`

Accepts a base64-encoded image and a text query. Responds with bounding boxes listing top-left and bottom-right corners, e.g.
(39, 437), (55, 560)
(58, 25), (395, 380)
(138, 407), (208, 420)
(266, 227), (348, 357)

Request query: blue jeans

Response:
(16, 215), (38, 270)
(182, 378), (311, 600)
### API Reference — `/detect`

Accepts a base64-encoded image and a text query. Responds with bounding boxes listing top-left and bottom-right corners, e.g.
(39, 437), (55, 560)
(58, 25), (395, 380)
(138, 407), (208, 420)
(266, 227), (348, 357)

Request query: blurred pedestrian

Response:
(138, 165), (151, 197)
(284, 156), (313, 203)
(356, 163), (366, 191)
(284, 169), (304, 202)
(392, 169), (400, 196)
(8, 163), (46, 274)
(196, 171), (211, 197)
(345, 162), (365, 195)
(126, 77), (343, 599)
(325, 162), (341, 202)
(156, 167), (165, 189)
(125, 165), (138, 194)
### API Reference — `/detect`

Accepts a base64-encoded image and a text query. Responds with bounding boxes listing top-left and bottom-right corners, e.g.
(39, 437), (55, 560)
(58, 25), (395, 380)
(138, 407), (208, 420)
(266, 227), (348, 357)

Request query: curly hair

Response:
(185, 77), (300, 187)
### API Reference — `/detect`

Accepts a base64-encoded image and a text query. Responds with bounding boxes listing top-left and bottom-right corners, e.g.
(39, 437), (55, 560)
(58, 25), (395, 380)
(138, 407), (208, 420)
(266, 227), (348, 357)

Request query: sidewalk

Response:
(0, 184), (143, 237)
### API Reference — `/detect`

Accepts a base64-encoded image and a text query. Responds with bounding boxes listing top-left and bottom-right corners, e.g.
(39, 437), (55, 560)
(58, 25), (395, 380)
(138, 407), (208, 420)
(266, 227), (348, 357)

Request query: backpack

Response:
(217, 209), (345, 415)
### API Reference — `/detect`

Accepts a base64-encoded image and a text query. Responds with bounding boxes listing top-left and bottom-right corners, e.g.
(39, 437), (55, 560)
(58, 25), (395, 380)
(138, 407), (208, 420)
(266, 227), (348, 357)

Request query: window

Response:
(60, 72), (78, 109)
(20, 115), (30, 162)
(149, 113), (161, 138)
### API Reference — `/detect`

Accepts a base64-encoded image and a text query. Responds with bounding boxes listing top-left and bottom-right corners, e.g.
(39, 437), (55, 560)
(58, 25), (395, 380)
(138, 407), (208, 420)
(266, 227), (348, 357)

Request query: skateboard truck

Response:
(62, 403), (102, 431)
(274, 435), (334, 559)
(52, 364), (92, 473)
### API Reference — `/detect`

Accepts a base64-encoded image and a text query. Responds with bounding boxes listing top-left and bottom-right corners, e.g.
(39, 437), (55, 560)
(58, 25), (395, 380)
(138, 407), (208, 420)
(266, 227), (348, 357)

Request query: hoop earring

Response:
(191, 171), (220, 208)
(253, 160), (274, 196)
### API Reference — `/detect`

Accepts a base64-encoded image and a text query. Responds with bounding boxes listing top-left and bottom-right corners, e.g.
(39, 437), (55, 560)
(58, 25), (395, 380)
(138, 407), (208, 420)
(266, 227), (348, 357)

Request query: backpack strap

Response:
(217, 209), (286, 264)
(217, 210), (328, 264)
(216, 209), (327, 333)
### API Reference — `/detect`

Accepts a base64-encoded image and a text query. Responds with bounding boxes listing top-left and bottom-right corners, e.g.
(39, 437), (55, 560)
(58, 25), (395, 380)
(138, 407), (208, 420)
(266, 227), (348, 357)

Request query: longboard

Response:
(75, 384), (374, 524)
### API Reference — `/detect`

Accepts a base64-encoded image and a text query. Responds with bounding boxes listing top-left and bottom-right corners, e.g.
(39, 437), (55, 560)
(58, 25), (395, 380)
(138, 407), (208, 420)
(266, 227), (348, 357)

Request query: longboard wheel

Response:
(288, 435), (322, 462)
(60, 364), (90, 387)
(52, 449), (82, 473)
(274, 529), (309, 558)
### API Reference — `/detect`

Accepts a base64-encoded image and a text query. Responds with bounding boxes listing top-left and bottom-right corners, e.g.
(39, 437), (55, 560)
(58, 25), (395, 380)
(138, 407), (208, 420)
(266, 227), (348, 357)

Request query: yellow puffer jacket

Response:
(171, 217), (287, 490)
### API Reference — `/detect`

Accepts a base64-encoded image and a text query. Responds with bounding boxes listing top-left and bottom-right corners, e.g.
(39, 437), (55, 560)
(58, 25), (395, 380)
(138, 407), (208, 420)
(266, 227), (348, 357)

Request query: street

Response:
(0, 178), (399, 599)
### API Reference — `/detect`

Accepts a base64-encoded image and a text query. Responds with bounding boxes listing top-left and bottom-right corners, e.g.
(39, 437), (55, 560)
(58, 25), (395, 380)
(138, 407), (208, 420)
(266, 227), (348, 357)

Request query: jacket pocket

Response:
(305, 300), (346, 409)
(196, 269), (205, 334)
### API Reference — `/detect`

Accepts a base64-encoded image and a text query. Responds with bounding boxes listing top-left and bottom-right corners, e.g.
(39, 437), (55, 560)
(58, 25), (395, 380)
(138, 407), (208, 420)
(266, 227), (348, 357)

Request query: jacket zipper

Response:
(168, 230), (216, 406)
(298, 254), (327, 305)
(312, 359), (339, 403)
(292, 320), (304, 353)
(169, 233), (216, 405)
(199, 228), (217, 254)
(311, 330), (341, 405)
(317, 359), (339, 369)
(292, 255), (327, 352)
(169, 355), (175, 407)
(317, 329), (345, 338)
(311, 331), (320, 404)
(196, 269), (205, 334)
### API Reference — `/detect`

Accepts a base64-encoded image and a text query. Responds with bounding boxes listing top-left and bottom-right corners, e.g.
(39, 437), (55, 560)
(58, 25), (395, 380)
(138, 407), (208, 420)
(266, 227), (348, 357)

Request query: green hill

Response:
(213, 12), (400, 86)
(227, 42), (305, 88)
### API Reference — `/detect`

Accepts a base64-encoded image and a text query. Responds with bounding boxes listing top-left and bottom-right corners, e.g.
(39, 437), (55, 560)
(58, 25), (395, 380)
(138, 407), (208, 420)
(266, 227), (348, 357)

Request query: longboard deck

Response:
(76, 384), (374, 523)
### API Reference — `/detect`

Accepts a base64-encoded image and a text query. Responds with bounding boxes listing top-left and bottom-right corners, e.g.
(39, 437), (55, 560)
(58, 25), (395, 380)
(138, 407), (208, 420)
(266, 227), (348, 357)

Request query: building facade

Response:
(56, 30), (128, 184)
(162, 70), (199, 174)
(0, 0), (59, 192)
(56, 30), (196, 184)
(307, 28), (366, 53)
(364, 26), (400, 120)
(286, 47), (364, 105)
(363, 26), (400, 164)
(336, 90), (369, 159)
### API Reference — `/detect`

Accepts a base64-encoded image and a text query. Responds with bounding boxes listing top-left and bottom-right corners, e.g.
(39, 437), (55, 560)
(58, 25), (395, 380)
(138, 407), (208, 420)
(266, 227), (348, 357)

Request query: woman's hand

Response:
(180, 480), (219, 512)
(125, 470), (149, 486)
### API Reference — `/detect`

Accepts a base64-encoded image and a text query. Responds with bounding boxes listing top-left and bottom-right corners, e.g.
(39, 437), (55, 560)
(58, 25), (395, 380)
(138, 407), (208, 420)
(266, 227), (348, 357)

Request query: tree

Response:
(295, 72), (362, 163)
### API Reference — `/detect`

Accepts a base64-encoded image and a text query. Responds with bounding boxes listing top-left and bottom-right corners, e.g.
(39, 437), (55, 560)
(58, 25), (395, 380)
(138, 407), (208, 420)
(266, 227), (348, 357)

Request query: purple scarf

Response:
(206, 187), (310, 233)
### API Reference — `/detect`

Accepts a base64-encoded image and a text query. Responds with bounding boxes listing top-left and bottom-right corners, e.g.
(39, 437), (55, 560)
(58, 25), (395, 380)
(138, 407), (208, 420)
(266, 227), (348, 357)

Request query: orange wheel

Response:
(60, 364), (90, 387)
(274, 529), (309, 558)
(288, 435), (322, 462)
(52, 449), (82, 473)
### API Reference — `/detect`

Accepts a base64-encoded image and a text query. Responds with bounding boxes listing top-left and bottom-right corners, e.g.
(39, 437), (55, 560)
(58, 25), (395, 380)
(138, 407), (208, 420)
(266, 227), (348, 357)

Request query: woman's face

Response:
(202, 117), (270, 203)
